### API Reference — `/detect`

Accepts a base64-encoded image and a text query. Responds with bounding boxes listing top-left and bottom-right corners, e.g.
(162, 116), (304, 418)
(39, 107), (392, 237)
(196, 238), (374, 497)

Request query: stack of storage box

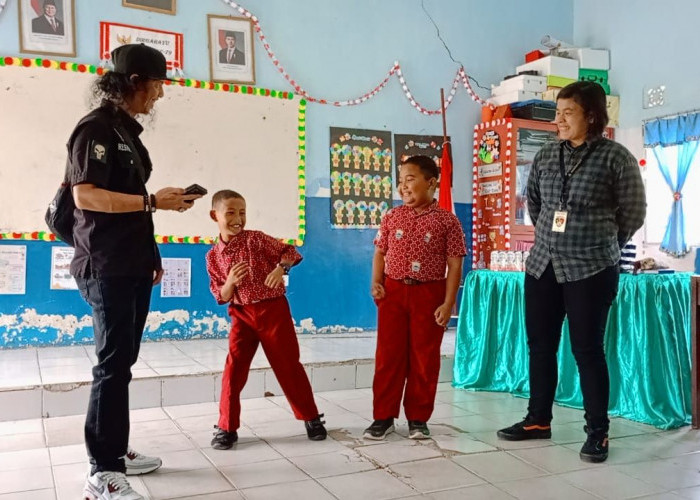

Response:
(489, 74), (547, 106)
(486, 48), (619, 126)
(516, 55), (580, 102)
(538, 49), (619, 127)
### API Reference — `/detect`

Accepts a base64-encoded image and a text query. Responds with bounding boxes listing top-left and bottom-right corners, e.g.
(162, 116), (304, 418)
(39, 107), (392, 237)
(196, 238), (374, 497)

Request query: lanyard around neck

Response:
(558, 141), (597, 209)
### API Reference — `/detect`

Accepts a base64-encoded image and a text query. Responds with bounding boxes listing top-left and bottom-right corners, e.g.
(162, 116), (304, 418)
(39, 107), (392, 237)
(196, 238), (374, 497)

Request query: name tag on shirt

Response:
(552, 210), (568, 232)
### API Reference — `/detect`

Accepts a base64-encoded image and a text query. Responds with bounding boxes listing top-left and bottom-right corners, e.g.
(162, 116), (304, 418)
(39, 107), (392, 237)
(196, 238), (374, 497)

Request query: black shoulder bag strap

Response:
(112, 121), (147, 186)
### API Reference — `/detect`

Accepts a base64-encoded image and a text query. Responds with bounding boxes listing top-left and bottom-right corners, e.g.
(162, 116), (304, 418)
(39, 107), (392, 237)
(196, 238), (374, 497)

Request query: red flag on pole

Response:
(438, 141), (454, 213)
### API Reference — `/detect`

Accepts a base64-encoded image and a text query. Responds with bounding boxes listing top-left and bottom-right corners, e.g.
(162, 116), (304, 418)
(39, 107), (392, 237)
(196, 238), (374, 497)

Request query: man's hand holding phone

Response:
(155, 184), (207, 213)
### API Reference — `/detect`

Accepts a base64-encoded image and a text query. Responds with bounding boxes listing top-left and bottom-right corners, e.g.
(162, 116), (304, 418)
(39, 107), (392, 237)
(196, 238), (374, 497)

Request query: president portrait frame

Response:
(18, 0), (76, 57)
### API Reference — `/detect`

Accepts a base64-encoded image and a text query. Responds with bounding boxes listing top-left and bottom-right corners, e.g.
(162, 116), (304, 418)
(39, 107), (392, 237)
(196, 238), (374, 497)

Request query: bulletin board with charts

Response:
(329, 127), (393, 229)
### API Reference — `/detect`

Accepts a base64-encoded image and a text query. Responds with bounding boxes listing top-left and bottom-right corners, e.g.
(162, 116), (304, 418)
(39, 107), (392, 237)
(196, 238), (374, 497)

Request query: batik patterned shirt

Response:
(374, 201), (466, 282)
(206, 230), (302, 305)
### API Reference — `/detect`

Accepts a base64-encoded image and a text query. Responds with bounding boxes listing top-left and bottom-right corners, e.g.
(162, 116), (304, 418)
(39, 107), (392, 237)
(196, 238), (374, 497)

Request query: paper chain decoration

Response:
(0, 56), (307, 246)
(220, 0), (489, 114)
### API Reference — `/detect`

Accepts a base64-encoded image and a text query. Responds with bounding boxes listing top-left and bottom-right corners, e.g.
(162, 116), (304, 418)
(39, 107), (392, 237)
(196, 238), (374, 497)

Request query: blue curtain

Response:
(644, 113), (700, 256)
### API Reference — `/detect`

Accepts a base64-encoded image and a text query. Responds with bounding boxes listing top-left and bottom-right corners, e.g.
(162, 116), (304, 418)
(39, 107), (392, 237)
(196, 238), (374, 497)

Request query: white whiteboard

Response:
(0, 63), (302, 242)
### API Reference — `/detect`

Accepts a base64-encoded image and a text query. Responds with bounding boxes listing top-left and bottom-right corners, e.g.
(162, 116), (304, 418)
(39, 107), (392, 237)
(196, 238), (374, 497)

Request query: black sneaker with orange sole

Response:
(497, 418), (552, 441)
(580, 425), (609, 463)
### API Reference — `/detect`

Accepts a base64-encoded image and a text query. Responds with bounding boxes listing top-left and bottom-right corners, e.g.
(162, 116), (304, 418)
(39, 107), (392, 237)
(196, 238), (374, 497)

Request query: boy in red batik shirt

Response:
(206, 190), (326, 449)
(364, 155), (466, 441)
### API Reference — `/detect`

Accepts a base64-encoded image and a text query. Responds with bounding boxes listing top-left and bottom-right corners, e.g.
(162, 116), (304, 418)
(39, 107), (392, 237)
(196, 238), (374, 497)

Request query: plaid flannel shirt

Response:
(526, 138), (646, 283)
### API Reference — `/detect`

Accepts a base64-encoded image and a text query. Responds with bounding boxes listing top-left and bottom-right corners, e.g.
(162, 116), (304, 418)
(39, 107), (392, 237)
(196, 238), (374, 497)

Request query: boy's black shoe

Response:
(408, 421), (430, 440)
(305, 414), (327, 441)
(211, 426), (238, 450)
(363, 418), (395, 440)
(497, 418), (552, 441)
(580, 425), (609, 463)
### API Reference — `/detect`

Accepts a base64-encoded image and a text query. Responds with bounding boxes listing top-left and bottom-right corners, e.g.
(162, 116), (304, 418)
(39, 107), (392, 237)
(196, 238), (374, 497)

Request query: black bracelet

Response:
(149, 193), (157, 213)
(279, 262), (291, 275)
(143, 194), (150, 212)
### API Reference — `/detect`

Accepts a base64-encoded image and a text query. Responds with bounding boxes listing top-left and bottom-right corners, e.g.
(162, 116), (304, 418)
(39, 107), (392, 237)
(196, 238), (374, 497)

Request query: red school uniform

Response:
(372, 201), (467, 421)
(206, 230), (318, 432)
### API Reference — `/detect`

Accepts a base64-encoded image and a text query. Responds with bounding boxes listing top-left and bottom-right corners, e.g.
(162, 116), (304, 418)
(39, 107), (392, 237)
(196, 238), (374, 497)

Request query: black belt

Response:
(401, 277), (422, 285)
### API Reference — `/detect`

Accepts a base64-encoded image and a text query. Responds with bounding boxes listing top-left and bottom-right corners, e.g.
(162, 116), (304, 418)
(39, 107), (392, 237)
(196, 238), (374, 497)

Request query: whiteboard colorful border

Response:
(0, 56), (307, 246)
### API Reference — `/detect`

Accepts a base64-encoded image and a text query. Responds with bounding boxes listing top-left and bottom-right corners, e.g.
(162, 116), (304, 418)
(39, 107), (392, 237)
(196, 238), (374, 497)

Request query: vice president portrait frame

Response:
(18, 0), (76, 57)
(207, 14), (256, 85)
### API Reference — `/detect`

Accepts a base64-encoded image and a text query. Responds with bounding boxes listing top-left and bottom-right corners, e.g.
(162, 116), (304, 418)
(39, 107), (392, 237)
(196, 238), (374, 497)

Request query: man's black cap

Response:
(111, 43), (169, 80)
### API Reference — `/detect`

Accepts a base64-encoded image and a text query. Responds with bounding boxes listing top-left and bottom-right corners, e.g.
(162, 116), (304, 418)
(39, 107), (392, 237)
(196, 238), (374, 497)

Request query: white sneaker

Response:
(124, 447), (162, 475)
(83, 471), (144, 500)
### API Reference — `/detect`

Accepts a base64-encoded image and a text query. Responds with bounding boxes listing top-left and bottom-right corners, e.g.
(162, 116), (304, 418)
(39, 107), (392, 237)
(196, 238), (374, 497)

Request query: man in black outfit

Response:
(70, 44), (203, 499)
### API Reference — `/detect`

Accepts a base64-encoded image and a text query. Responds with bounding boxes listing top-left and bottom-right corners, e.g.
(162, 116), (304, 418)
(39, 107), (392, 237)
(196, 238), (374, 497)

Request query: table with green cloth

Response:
(453, 270), (692, 429)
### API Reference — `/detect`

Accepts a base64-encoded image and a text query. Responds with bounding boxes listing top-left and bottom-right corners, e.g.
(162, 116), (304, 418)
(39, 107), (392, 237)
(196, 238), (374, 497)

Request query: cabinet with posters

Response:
(471, 118), (558, 270)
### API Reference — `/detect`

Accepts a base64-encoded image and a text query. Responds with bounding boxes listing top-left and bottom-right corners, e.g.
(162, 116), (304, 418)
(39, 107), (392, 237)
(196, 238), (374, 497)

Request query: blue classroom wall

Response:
(0, 199), (470, 347)
(573, 0), (700, 127)
(0, 0), (573, 346)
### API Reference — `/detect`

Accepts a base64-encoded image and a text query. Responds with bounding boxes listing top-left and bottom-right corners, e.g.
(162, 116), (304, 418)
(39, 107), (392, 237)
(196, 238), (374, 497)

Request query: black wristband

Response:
(150, 194), (157, 212)
(143, 194), (150, 212)
(279, 263), (291, 275)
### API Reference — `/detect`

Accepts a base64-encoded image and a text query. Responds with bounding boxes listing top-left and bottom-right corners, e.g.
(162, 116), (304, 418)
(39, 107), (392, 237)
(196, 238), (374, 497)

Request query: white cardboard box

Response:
(491, 75), (547, 96)
(516, 55), (579, 80)
(488, 90), (543, 106)
(607, 95), (619, 127)
(559, 48), (610, 70)
(542, 88), (560, 101)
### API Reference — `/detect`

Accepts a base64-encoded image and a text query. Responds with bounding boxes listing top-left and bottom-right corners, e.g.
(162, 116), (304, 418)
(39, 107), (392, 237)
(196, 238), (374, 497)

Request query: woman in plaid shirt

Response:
(497, 82), (646, 463)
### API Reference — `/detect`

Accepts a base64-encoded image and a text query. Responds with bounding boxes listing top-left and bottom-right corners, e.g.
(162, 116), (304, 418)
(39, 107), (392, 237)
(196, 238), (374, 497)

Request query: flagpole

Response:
(440, 88), (451, 184)
(441, 88), (447, 142)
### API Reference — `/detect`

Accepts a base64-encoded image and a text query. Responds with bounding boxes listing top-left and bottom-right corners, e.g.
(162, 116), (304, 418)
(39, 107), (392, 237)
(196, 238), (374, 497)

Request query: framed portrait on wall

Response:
(207, 14), (255, 85)
(122, 0), (176, 15)
(18, 0), (76, 57)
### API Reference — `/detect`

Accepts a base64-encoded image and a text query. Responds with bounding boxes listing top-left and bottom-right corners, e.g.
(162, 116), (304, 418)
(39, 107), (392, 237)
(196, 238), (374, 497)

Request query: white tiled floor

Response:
(0, 333), (456, 421)
(0, 334), (698, 499)
(0, 384), (698, 499)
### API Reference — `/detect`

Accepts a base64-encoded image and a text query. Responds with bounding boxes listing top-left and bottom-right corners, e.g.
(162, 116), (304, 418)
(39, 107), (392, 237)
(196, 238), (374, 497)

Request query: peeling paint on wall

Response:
(1, 309), (92, 346)
(296, 318), (365, 334)
(0, 308), (231, 349)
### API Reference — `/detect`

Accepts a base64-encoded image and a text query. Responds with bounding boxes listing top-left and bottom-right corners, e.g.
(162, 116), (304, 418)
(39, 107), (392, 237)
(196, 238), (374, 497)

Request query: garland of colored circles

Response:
(0, 56), (307, 246)
(221, 0), (490, 114)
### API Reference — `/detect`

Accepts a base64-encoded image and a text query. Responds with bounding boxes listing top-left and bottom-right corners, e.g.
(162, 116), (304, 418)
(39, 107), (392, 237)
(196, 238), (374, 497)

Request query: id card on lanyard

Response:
(552, 141), (597, 233)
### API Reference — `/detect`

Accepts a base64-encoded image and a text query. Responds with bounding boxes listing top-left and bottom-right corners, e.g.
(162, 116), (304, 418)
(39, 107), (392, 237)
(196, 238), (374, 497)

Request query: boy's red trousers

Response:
(218, 296), (319, 431)
(373, 278), (446, 422)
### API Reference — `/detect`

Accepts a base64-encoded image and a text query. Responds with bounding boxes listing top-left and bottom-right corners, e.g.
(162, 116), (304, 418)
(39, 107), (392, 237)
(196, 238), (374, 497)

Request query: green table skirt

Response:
(454, 270), (692, 429)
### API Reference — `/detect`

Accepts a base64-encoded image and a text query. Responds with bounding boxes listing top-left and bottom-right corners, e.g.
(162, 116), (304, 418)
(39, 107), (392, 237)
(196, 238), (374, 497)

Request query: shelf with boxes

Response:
(487, 47), (619, 127)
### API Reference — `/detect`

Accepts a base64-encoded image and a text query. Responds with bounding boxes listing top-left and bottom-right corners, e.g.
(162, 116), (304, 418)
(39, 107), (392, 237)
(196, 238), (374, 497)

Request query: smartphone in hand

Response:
(184, 184), (208, 196)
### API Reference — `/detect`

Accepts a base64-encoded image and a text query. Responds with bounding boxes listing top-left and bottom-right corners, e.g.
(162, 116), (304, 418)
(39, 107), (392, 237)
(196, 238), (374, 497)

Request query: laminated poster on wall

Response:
(477, 162), (503, 179)
(478, 179), (503, 196)
(393, 134), (450, 187)
(50, 246), (77, 290)
(160, 257), (191, 298)
(329, 127), (393, 229)
(0, 245), (27, 295)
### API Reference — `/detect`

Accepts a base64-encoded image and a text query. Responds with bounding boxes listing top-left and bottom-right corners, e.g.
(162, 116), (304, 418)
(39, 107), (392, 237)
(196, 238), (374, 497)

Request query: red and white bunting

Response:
(221, 0), (490, 114)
